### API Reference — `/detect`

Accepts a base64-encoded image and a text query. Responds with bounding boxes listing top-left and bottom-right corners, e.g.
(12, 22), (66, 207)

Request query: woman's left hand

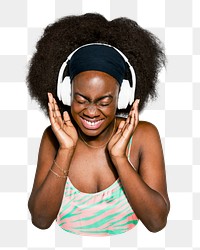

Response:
(108, 99), (140, 159)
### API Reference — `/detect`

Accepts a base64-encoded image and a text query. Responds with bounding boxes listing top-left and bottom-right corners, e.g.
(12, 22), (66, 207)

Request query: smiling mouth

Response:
(80, 117), (104, 129)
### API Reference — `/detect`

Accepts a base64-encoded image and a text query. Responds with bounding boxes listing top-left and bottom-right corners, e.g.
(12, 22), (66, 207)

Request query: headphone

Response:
(57, 43), (136, 109)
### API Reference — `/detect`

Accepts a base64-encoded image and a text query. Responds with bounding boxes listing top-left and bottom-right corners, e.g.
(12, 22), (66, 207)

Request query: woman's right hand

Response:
(48, 92), (78, 150)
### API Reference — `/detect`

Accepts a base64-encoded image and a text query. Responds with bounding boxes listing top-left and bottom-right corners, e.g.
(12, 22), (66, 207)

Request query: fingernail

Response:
(137, 99), (140, 104)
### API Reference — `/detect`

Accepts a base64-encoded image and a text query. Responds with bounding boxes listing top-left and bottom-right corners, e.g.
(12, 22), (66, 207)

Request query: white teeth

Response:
(84, 119), (101, 126)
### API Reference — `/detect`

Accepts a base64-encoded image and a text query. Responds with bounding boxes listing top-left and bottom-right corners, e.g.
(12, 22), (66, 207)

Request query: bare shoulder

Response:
(131, 120), (163, 164)
(136, 120), (160, 135)
(134, 121), (164, 173)
(42, 125), (56, 141)
(41, 126), (59, 150)
(38, 126), (59, 161)
(28, 126), (59, 193)
(134, 121), (161, 145)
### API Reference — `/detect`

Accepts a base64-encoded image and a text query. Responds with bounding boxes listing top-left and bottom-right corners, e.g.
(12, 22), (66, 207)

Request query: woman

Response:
(27, 13), (170, 237)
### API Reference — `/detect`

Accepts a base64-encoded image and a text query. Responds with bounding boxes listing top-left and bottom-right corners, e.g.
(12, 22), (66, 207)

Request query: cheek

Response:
(70, 106), (81, 126)
(70, 102), (81, 116)
(102, 103), (118, 117)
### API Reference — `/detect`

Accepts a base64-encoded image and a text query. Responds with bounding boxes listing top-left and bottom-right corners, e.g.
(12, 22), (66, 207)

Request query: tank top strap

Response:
(127, 136), (137, 171)
(127, 136), (133, 161)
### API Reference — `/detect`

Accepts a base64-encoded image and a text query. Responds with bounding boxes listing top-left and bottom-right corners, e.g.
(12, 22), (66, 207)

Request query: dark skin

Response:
(28, 71), (170, 232)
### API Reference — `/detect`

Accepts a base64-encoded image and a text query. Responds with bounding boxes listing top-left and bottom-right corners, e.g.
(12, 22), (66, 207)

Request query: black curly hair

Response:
(26, 13), (166, 117)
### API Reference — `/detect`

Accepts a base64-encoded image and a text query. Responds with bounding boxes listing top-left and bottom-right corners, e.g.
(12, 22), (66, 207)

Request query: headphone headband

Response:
(57, 43), (136, 109)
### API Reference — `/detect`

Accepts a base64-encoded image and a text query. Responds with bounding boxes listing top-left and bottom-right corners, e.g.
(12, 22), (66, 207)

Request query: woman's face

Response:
(71, 70), (119, 137)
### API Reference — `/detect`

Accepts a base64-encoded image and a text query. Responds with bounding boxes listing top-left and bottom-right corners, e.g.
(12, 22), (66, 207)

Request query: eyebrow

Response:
(74, 92), (113, 102)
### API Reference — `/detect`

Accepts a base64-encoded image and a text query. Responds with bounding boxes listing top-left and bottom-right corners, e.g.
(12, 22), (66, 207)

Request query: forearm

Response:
(28, 148), (74, 229)
(112, 157), (169, 232)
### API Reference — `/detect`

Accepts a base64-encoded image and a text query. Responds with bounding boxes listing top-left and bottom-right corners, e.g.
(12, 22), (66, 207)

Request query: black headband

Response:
(67, 44), (127, 85)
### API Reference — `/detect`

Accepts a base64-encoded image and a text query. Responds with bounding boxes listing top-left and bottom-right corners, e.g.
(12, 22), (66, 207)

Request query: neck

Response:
(78, 119), (116, 149)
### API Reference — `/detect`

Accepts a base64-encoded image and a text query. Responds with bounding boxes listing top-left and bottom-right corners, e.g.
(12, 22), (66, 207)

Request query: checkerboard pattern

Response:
(0, 0), (199, 249)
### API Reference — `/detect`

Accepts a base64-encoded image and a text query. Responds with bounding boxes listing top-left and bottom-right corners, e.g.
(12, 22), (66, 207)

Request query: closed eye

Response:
(97, 96), (113, 107)
(97, 102), (110, 107)
(77, 100), (88, 104)
(74, 94), (89, 104)
(74, 93), (113, 106)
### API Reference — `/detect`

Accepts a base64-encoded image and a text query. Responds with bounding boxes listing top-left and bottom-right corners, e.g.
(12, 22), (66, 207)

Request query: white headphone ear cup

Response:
(128, 65), (136, 106)
(57, 61), (67, 101)
(118, 80), (131, 109)
(60, 76), (71, 106)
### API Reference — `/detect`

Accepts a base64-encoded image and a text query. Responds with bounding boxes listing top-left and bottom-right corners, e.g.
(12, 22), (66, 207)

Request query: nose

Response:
(84, 104), (99, 118)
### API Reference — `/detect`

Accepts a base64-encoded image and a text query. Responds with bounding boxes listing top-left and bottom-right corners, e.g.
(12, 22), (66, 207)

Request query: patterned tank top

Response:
(56, 137), (139, 236)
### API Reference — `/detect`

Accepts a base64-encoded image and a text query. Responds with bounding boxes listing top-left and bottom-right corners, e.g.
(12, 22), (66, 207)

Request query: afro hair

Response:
(26, 13), (166, 117)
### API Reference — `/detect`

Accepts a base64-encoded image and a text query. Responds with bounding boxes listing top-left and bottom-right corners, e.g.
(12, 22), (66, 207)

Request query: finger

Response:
(48, 92), (54, 105)
(120, 120), (131, 135)
(110, 121), (125, 145)
(130, 110), (135, 127)
(48, 93), (61, 128)
(50, 97), (63, 127)
(132, 99), (139, 120)
(47, 92), (51, 103)
(129, 99), (139, 122)
(125, 113), (131, 125)
(125, 110), (133, 128)
(48, 102), (56, 125)
(122, 110), (136, 137)
(115, 120), (125, 134)
(53, 98), (62, 121)
(118, 120), (126, 130)
(63, 111), (73, 126)
(134, 100), (140, 129)
(48, 93), (54, 118)
(48, 93), (57, 119)
(47, 92), (51, 100)
(127, 100), (138, 125)
(123, 116), (135, 137)
(130, 99), (139, 112)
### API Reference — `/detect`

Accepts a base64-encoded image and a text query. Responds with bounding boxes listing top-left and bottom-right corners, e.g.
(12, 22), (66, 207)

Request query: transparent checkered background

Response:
(0, 0), (199, 249)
